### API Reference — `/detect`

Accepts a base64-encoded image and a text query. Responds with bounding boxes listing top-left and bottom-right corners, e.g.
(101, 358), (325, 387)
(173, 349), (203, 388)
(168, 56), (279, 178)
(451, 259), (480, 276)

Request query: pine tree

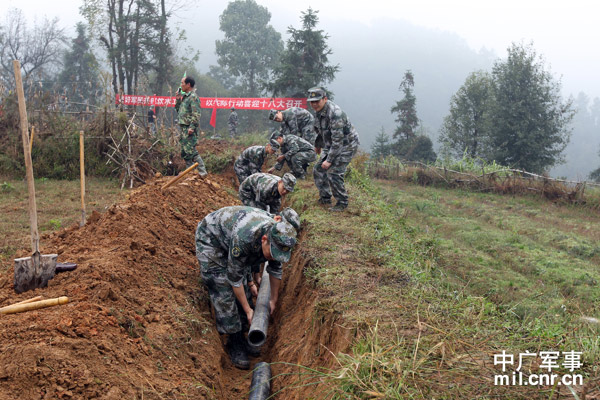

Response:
(56, 23), (100, 105)
(391, 70), (418, 140)
(370, 127), (391, 159)
(270, 8), (339, 97)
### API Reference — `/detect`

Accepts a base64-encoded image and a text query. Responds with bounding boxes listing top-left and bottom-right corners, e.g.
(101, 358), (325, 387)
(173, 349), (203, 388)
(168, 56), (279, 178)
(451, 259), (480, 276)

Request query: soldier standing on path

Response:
(268, 107), (316, 145)
(307, 87), (360, 212)
(228, 107), (239, 138)
(195, 206), (297, 369)
(175, 76), (207, 177)
(238, 172), (296, 213)
(267, 130), (316, 179)
(234, 142), (278, 185)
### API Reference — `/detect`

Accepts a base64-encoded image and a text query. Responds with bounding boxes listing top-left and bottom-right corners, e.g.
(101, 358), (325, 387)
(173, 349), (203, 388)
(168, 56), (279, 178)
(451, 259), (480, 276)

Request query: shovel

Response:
(12, 60), (57, 294)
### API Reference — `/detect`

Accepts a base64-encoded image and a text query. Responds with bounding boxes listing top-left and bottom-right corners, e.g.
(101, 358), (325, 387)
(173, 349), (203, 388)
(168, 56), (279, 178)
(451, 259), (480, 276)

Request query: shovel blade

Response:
(14, 253), (58, 294)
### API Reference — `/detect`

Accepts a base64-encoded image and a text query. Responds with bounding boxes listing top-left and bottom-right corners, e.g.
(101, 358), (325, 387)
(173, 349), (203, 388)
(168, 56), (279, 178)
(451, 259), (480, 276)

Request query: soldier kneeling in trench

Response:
(195, 206), (297, 369)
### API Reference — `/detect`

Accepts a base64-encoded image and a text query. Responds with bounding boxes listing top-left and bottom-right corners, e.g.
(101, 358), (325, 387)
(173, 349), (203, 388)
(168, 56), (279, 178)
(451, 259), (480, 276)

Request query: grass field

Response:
(0, 177), (125, 266)
(286, 165), (600, 399)
(378, 180), (600, 328)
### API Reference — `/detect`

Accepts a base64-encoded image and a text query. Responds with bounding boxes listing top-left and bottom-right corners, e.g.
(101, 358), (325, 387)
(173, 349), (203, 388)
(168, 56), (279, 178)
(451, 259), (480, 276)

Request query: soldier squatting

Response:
(195, 86), (359, 368)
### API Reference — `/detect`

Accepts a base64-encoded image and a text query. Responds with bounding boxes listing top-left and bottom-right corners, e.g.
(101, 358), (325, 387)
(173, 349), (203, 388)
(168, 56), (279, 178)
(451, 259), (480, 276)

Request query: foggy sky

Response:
(7, 0), (600, 100)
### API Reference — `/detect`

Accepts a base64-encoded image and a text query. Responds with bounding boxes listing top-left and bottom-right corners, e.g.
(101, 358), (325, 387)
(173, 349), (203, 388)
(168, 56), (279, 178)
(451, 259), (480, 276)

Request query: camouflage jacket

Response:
(274, 134), (316, 170)
(236, 146), (266, 171)
(195, 206), (283, 287)
(314, 101), (360, 163)
(175, 90), (201, 128)
(238, 173), (282, 212)
(280, 107), (316, 144)
(228, 111), (239, 125)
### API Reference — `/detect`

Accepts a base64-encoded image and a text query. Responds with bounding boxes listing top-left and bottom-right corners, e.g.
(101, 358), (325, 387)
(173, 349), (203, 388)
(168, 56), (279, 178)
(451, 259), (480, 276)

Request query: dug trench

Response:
(0, 170), (353, 399)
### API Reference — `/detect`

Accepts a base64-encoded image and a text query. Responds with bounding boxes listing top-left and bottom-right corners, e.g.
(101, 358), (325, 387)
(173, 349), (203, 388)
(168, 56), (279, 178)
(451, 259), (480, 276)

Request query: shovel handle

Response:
(0, 296), (68, 315)
(13, 60), (39, 253)
(0, 296), (43, 311)
(161, 162), (199, 190)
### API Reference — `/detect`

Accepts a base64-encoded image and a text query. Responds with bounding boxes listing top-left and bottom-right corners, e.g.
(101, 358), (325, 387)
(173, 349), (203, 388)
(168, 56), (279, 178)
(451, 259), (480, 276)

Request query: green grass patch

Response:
(0, 177), (126, 264)
(231, 131), (270, 148)
(284, 164), (599, 399)
(201, 149), (237, 173)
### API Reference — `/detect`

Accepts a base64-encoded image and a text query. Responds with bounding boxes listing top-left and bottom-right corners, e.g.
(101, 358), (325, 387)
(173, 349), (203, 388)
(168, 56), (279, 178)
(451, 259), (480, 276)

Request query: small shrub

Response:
(1, 181), (14, 192)
(48, 219), (62, 230)
(202, 150), (236, 173)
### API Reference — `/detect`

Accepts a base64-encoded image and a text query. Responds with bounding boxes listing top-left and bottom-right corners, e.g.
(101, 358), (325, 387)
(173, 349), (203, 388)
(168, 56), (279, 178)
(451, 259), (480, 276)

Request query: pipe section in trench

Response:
(248, 268), (270, 346)
(248, 362), (271, 400)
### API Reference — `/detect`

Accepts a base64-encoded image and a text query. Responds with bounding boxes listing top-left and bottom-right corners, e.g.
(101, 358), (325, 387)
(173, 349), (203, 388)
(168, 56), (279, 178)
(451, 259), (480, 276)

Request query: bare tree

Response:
(0, 9), (66, 90)
(81, 0), (178, 97)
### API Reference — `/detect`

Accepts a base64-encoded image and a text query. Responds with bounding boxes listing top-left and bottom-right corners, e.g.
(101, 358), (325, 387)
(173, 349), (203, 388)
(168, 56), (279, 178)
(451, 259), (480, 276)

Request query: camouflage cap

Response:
(281, 173), (296, 192)
(269, 130), (281, 148)
(268, 109), (278, 121)
(307, 87), (326, 102)
(280, 207), (300, 231)
(269, 221), (297, 263)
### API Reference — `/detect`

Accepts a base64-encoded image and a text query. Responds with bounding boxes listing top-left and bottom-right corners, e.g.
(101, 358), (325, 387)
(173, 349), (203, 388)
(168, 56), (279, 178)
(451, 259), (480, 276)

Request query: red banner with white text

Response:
(115, 95), (306, 110)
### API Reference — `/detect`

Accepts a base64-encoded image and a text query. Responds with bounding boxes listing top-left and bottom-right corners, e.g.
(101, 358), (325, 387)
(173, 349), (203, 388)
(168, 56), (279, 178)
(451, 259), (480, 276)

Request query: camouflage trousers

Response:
(180, 126), (207, 175)
(228, 123), (238, 138)
(279, 151), (317, 179)
(313, 147), (357, 206)
(234, 161), (257, 185)
(199, 258), (253, 334)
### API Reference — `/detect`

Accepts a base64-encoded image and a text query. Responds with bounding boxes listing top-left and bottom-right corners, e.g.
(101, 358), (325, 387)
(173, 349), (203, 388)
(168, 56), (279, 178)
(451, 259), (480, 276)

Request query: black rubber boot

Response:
(318, 197), (332, 205)
(227, 332), (249, 369)
(329, 203), (347, 212)
(246, 339), (261, 357)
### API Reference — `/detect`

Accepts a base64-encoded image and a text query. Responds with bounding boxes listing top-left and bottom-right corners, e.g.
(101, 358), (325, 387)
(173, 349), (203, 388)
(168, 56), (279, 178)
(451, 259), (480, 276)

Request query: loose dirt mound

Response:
(0, 174), (240, 399)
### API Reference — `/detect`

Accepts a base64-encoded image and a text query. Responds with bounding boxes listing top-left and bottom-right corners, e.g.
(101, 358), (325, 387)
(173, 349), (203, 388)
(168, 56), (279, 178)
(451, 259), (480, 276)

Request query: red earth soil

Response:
(0, 140), (351, 400)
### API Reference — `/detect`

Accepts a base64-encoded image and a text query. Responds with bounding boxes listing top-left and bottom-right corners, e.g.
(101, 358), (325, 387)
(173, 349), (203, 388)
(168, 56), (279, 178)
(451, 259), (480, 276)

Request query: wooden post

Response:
(13, 60), (38, 254)
(29, 125), (35, 154)
(79, 130), (86, 226)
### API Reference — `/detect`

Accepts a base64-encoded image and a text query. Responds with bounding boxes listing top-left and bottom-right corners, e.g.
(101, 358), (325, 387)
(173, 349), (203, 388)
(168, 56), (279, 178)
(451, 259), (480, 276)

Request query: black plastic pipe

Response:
(248, 269), (271, 346)
(248, 362), (271, 400)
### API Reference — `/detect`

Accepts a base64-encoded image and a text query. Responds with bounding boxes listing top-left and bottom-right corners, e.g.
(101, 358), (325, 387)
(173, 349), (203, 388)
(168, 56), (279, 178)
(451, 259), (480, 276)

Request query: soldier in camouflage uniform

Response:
(238, 172), (296, 213)
(269, 107), (317, 145)
(228, 107), (239, 138)
(195, 206), (297, 369)
(268, 130), (317, 179)
(175, 76), (207, 177)
(234, 143), (277, 185)
(307, 87), (360, 212)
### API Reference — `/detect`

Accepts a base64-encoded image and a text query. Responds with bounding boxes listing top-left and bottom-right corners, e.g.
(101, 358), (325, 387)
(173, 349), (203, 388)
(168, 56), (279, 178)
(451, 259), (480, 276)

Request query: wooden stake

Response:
(161, 162), (199, 190)
(79, 130), (86, 226)
(29, 125), (35, 154)
(0, 296), (68, 315)
(13, 60), (38, 254)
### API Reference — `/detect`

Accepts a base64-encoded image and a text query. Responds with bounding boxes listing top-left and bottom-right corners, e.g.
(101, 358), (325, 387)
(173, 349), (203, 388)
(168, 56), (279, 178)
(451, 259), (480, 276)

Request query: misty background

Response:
(4, 0), (600, 179)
